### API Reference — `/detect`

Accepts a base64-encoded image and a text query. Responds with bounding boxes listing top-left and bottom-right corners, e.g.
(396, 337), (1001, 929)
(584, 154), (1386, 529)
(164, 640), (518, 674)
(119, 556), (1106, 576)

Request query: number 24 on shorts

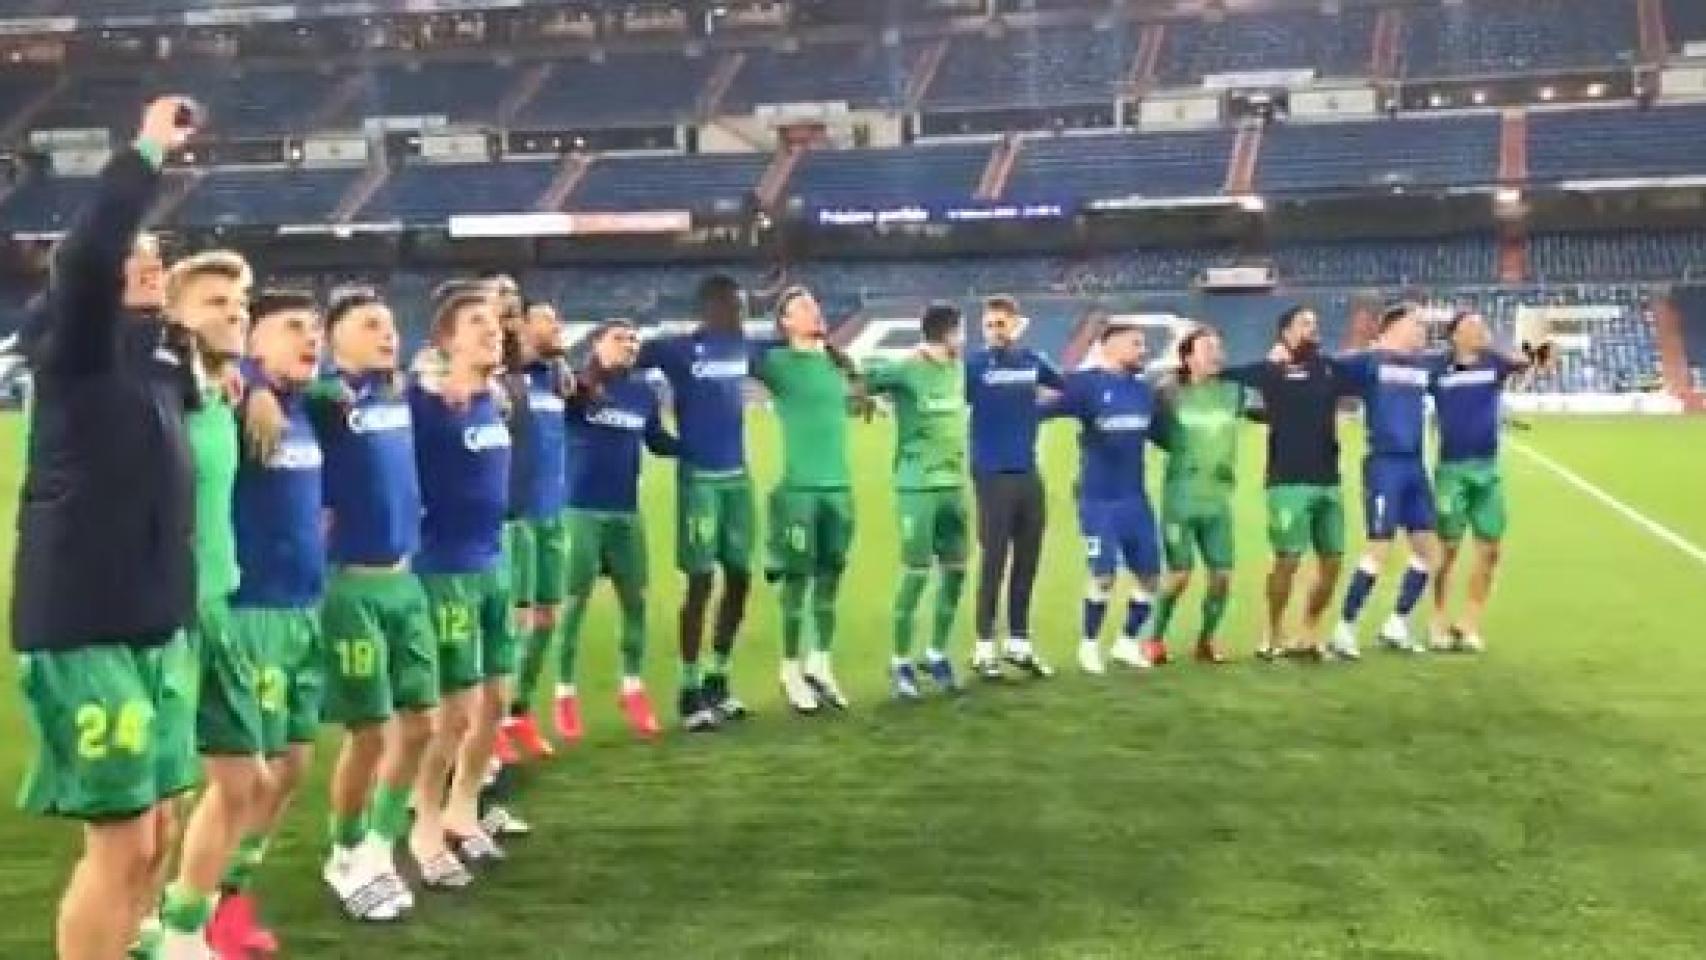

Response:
(75, 700), (150, 760)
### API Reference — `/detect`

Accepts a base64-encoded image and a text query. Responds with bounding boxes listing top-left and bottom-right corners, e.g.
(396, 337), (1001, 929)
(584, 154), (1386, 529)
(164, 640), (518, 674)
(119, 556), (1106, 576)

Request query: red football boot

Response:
(552, 693), (584, 744)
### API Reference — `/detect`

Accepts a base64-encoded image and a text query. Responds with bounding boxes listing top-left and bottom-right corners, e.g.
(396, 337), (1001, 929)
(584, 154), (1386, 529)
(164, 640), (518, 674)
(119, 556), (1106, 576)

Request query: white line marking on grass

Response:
(1509, 439), (1706, 570)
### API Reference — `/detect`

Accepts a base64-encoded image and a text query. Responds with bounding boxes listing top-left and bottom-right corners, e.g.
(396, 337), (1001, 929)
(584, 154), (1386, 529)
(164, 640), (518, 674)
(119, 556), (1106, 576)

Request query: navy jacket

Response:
(11, 148), (197, 652)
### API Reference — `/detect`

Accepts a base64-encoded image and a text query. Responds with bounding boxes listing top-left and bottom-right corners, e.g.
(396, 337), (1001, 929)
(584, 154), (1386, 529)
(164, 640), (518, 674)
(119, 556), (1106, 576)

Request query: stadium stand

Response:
(1155, 8), (1377, 84)
(567, 153), (766, 212)
(1529, 230), (1706, 282)
(0, 176), (102, 232)
(1668, 0), (1706, 48)
(1256, 115), (1501, 194)
(787, 143), (988, 208)
(1526, 105), (1706, 183)
(1267, 236), (1497, 286)
(176, 168), (361, 226)
(1004, 129), (1235, 202)
(923, 25), (1135, 111)
(364, 162), (556, 221)
(512, 51), (711, 127)
(721, 40), (918, 113)
(1446, 286), (1661, 393)
(346, 62), (521, 127)
(1400, 0), (1639, 76)
(39, 67), (338, 137)
(1674, 285), (1706, 389)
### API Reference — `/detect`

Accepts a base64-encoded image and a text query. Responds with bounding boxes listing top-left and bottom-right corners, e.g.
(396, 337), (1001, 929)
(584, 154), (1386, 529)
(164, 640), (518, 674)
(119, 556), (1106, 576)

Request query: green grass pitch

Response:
(0, 414), (1705, 958)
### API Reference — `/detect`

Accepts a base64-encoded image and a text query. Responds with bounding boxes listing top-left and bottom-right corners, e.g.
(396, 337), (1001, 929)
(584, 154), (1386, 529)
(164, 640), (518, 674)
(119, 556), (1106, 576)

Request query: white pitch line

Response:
(1509, 439), (1706, 570)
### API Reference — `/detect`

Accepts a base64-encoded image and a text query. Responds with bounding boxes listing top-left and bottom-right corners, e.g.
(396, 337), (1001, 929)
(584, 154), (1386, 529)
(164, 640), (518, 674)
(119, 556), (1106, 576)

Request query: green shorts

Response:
(420, 570), (515, 694)
(193, 597), (267, 756)
(767, 487), (856, 576)
(17, 633), (200, 820)
(1436, 459), (1507, 543)
(566, 510), (648, 596)
(677, 468), (756, 575)
(897, 488), (970, 567)
(507, 514), (569, 607)
(1162, 504), (1236, 573)
(1266, 484), (1346, 557)
(319, 569), (439, 727)
(229, 607), (324, 755)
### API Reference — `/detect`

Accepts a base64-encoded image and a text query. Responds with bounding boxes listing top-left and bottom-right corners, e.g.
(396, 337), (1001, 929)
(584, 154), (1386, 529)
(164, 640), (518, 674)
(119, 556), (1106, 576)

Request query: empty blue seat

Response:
(1401, 0), (1637, 76)
(516, 51), (710, 127)
(722, 41), (918, 112)
(925, 26), (1135, 111)
(788, 144), (987, 208)
(1528, 105), (1706, 183)
(1006, 129), (1234, 202)
(1157, 9), (1377, 85)
(1257, 116), (1499, 194)
(569, 153), (766, 213)
(176, 169), (360, 226)
(365, 162), (556, 222)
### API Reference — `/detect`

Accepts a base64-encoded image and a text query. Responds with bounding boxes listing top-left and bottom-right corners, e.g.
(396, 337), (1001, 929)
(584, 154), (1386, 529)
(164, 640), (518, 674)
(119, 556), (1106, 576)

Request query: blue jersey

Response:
(637, 330), (764, 473)
(1041, 367), (1156, 502)
(231, 383), (325, 608)
(566, 371), (678, 512)
(312, 371), (421, 566)
(411, 386), (511, 574)
(966, 346), (1065, 474)
(1331, 351), (1438, 458)
(507, 362), (569, 518)
(1432, 352), (1521, 463)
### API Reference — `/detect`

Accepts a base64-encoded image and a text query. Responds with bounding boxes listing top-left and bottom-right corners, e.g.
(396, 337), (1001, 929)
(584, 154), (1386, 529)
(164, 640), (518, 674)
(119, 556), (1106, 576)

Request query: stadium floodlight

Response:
(1238, 195), (1266, 212)
(1472, 90), (1488, 105)
(1587, 82), (1607, 98)
(1539, 86), (1557, 101)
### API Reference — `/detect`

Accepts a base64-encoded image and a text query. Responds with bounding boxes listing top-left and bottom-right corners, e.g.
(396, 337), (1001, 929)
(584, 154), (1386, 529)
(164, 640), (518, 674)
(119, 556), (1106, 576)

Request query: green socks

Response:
(681, 660), (702, 691)
(931, 568), (966, 655)
(811, 570), (842, 653)
(1153, 589), (1182, 641)
(367, 782), (412, 844)
(329, 811), (365, 852)
(1199, 587), (1230, 643)
(780, 576), (808, 658)
(710, 648), (732, 676)
(618, 592), (646, 677)
(892, 568), (929, 658)
(160, 882), (215, 936)
(558, 596), (588, 686)
(512, 623), (554, 713)
(221, 834), (269, 892)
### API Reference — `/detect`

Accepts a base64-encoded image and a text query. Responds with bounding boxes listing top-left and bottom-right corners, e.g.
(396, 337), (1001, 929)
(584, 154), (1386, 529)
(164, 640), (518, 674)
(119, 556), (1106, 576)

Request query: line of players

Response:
(11, 99), (1540, 960)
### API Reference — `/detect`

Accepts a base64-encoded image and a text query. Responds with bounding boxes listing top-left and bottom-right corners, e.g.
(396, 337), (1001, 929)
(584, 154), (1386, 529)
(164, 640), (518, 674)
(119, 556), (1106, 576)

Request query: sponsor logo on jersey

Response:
(983, 368), (1038, 386)
(921, 396), (964, 414)
(1437, 368), (1499, 389)
(529, 391), (566, 413)
(463, 422), (512, 451)
(1096, 414), (1150, 432)
(690, 359), (748, 380)
(266, 439), (324, 471)
(347, 403), (411, 434)
(1376, 365), (1431, 388)
(587, 407), (647, 431)
(1176, 409), (1233, 431)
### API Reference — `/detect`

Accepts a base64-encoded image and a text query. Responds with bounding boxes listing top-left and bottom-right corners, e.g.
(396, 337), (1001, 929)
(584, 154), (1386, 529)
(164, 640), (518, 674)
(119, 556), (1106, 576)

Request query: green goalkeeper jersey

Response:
(1154, 377), (1248, 515)
(187, 390), (241, 603)
(864, 352), (966, 491)
(756, 345), (851, 490)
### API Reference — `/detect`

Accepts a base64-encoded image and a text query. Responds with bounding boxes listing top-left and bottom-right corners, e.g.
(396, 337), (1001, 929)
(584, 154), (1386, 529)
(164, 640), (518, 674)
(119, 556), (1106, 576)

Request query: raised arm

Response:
(32, 98), (196, 374)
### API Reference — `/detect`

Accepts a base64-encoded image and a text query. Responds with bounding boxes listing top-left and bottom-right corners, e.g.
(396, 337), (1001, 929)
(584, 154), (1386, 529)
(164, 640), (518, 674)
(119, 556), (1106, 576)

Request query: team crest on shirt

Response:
(347, 403), (411, 434)
(463, 422), (512, 452)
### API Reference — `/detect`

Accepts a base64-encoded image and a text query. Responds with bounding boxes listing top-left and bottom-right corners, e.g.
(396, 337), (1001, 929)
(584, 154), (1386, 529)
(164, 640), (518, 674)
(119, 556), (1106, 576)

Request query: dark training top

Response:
(1226, 356), (1351, 488)
(11, 147), (198, 652)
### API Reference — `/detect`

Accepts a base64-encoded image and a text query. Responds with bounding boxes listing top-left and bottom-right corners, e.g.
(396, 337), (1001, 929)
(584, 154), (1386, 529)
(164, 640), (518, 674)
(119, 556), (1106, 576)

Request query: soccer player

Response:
(409, 287), (515, 885)
(212, 290), (328, 957)
(634, 275), (762, 732)
(1226, 307), (1350, 660)
(502, 301), (573, 755)
(965, 296), (1063, 679)
(555, 320), (679, 737)
(864, 304), (970, 699)
(755, 286), (861, 713)
(312, 288), (435, 921)
(1321, 304), (1442, 659)
(157, 250), (254, 960)
(1428, 311), (1538, 653)
(1148, 327), (1250, 666)
(1040, 323), (1162, 676)
(11, 97), (201, 960)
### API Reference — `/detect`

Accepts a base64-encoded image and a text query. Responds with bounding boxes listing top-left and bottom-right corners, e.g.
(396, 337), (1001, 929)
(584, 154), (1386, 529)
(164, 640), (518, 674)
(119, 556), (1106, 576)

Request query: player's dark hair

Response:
(1379, 303), (1415, 333)
(920, 303), (962, 344)
(1446, 310), (1478, 339)
(1099, 320), (1138, 344)
(984, 295), (1019, 316)
(251, 289), (318, 325)
(774, 284), (812, 320)
(1276, 305), (1311, 338)
(1176, 325), (1215, 367)
(699, 273), (744, 330)
(326, 285), (382, 330)
(430, 286), (491, 347)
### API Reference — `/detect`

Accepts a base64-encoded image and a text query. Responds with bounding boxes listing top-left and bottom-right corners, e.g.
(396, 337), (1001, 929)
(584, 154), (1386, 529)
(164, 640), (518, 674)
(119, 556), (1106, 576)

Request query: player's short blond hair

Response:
(164, 249), (252, 306)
